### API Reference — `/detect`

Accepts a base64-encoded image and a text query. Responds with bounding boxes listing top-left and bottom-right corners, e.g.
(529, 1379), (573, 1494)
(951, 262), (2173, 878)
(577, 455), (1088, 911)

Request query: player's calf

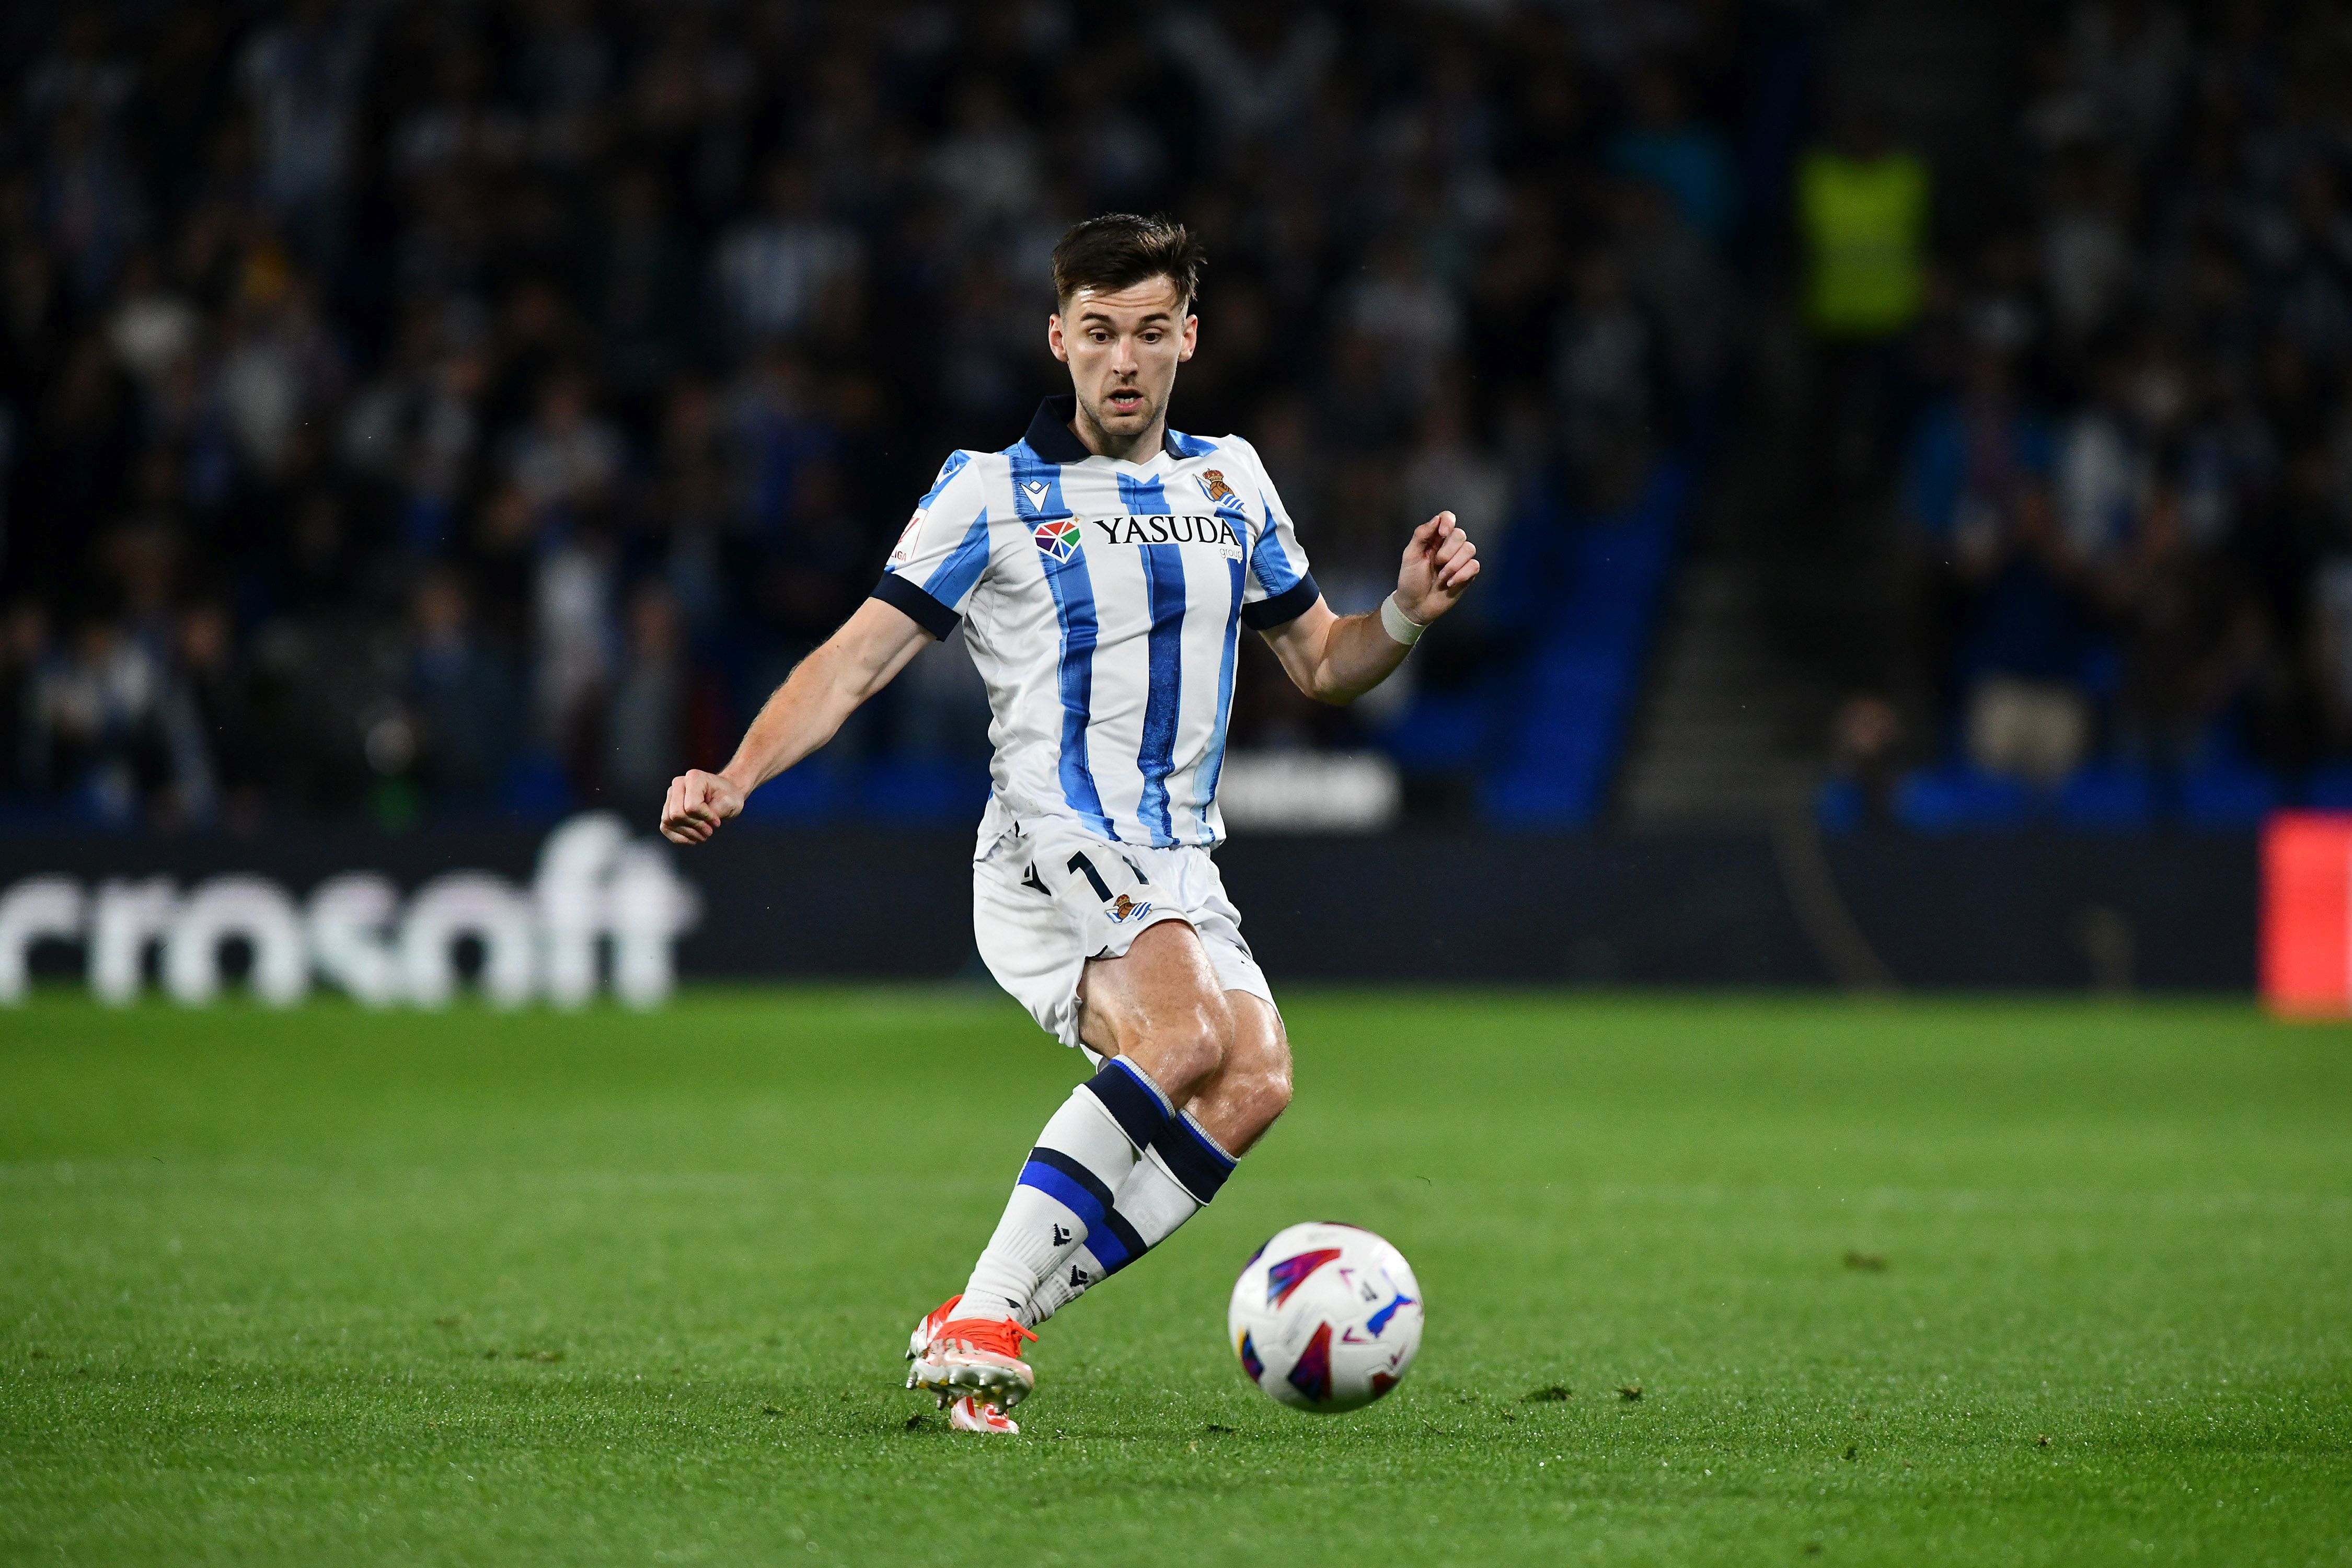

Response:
(914, 930), (1270, 1410)
(1023, 1108), (1238, 1324)
(1024, 995), (1286, 1327)
(948, 1055), (1181, 1327)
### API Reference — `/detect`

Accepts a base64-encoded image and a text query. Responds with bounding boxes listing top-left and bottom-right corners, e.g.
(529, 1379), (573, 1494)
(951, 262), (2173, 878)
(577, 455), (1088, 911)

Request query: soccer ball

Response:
(1227, 1221), (1423, 1412)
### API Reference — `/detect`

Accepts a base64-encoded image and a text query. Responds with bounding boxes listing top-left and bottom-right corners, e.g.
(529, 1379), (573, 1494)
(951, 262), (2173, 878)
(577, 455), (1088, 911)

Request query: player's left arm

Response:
(1258, 511), (1479, 704)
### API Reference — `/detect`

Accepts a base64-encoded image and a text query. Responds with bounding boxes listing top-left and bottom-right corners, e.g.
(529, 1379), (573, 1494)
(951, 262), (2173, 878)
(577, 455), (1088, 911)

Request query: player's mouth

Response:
(1104, 387), (1146, 420)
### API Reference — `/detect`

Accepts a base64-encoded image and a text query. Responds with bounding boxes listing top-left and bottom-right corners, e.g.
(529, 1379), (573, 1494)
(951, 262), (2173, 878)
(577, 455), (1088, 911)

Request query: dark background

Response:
(0, 0), (2342, 987)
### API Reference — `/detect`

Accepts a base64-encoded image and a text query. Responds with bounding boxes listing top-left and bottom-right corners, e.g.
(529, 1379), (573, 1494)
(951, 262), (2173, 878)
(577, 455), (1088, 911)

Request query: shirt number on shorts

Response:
(1066, 853), (1114, 903)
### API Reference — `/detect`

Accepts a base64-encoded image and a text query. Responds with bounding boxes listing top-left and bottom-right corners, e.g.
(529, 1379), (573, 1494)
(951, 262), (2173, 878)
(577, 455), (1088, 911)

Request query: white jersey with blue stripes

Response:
(872, 395), (1320, 849)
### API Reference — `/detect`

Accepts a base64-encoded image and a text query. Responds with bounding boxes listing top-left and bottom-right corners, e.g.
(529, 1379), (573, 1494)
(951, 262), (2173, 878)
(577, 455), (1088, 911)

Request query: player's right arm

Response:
(660, 598), (932, 845)
(663, 451), (994, 847)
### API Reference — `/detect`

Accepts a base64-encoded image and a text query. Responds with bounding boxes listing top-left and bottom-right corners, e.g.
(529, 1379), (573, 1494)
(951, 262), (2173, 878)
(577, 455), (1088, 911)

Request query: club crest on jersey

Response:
(1197, 468), (1236, 503)
(1105, 892), (1153, 924)
(1033, 517), (1082, 562)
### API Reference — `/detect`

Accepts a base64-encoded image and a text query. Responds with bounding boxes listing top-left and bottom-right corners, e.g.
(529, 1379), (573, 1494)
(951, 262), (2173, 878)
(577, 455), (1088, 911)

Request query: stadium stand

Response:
(1851, 2), (2352, 832)
(0, 1), (1745, 833)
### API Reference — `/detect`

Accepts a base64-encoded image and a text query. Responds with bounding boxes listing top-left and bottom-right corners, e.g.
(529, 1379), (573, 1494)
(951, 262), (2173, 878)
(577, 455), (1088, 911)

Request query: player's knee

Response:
(1260, 1054), (1295, 1117)
(1218, 1009), (1291, 1128)
(1246, 1035), (1294, 1122)
(1144, 999), (1231, 1098)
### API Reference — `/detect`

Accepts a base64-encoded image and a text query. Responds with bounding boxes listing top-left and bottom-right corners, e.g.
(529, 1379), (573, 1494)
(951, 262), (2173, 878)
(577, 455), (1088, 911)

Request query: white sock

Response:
(1022, 1109), (1238, 1327)
(954, 1058), (1175, 1323)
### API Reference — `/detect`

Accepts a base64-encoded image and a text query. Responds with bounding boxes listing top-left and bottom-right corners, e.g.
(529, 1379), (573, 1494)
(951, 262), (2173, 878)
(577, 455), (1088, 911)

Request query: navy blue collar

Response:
(1024, 395), (1184, 463)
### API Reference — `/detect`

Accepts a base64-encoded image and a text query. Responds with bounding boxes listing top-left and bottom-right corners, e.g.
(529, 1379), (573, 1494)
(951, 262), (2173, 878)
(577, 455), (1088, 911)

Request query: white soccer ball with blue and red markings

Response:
(1228, 1221), (1423, 1413)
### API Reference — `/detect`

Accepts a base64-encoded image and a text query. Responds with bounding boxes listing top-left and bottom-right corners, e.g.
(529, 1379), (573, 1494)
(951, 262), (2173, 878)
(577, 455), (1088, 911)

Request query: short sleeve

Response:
(871, 452), (993, 638)
(1233, 437), (1320, 630)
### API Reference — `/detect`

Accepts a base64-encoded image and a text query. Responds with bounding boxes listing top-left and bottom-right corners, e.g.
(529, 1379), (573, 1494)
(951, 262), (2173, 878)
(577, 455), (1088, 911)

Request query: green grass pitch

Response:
(4, 989), (2350, 1565)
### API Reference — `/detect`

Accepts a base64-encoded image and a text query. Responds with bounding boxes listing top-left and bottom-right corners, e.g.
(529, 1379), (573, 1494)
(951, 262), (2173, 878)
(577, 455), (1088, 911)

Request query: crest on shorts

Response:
(1197, 468), (1236, 504)
(1105, 892), (1153, 924)
(1033, 517), (1082, 563)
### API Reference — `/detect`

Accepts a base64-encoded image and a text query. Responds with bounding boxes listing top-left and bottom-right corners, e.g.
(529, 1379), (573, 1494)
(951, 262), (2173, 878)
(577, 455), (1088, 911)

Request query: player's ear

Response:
(1179, 313), (1197, 363)
(1047, 313), (1069, 364)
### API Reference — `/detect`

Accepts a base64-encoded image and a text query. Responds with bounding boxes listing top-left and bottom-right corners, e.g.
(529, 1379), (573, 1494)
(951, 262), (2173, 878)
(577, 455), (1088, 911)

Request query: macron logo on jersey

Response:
(1022, 479), (1053, 509)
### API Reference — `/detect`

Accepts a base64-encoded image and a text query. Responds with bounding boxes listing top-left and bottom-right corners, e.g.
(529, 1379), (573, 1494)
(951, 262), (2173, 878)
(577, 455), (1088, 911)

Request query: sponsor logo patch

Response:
(1033, 518), (1082, 562)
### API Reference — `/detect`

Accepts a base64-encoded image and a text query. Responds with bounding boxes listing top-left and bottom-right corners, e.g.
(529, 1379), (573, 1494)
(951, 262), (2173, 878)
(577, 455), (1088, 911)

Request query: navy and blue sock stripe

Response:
(1154, 1112), (1239, 1205)
(1017, 1148), (1148, 1274)
(1083, 1058), (1172, 1150)
(1018, 1146), (1113, 1231)
(1086, 1208), (1148, 1275)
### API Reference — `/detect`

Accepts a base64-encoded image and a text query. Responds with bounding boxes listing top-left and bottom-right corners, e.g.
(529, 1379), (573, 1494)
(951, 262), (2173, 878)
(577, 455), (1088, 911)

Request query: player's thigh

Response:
(972, 846), (1089, 1046)
(1076, 919), (1234, 1090)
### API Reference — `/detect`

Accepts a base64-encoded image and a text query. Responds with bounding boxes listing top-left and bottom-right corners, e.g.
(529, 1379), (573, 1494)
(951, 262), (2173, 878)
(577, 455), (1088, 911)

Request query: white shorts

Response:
(972, 808), (1275, 1050)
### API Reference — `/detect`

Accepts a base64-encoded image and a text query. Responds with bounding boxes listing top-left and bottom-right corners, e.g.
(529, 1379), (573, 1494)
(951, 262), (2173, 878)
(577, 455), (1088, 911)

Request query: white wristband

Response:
(1379, 593), (1427, 647)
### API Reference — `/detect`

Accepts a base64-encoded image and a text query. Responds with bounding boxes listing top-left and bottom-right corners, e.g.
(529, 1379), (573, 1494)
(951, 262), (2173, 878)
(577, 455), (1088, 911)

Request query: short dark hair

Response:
(1050, 214), (1205, 313)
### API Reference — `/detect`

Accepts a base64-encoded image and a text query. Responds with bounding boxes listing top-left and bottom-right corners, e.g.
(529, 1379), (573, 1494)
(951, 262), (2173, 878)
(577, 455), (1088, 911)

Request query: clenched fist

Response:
(660, 769), (746, 845)
(1394, 511), (1479, 624)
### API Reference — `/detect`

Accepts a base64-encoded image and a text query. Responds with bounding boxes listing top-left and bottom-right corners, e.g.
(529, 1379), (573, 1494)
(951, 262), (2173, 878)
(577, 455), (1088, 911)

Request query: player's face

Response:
(1048, 278), (1196, 447)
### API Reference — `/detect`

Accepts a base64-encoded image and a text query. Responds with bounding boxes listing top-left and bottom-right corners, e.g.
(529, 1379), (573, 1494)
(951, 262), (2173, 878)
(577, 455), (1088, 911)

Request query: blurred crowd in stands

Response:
(0, 0), (1754, 831)
(1833, 1), (2352, 828)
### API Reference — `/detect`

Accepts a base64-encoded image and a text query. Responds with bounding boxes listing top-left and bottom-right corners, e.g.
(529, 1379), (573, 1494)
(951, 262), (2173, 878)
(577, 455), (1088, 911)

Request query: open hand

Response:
(661, 769), (746, 845)
(1396, 511), (1480, 622)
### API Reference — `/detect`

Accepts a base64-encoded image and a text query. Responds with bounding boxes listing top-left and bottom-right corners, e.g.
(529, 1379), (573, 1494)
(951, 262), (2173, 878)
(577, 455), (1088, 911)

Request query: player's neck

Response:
(1068, 401), (1167, 465)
